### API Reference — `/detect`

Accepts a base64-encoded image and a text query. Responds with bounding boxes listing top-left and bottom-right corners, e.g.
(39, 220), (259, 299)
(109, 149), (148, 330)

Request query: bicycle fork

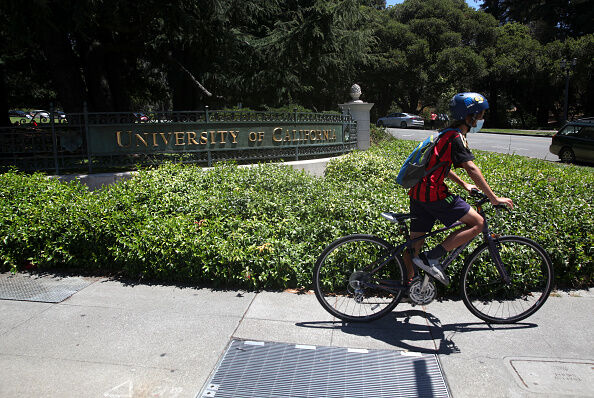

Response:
(484, 232), (511, 284)
(479, 209), (512, 284)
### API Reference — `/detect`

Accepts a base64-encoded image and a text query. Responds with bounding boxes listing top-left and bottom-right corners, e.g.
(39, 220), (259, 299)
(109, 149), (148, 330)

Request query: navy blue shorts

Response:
(409, 195), (471, 232)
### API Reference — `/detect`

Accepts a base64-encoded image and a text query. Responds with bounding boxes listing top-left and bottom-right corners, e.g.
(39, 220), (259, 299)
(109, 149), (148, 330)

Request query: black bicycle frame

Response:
(364, 199), (512, 291)
(476, 205), (511, 284)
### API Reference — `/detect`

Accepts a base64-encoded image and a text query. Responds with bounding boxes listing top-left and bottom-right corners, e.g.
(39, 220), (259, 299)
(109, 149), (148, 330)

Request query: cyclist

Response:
(408, 92), (513, 285)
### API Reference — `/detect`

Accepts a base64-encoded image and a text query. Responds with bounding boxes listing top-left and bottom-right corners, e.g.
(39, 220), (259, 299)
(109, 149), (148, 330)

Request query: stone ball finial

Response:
(350, 84), (362, 101)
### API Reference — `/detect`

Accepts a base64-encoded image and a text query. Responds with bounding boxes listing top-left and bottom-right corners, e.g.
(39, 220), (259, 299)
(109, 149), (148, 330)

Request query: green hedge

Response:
(1, 139), (592, 292)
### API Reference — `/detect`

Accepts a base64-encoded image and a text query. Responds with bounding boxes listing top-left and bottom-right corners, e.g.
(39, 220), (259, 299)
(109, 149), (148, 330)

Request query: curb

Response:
(480, 130), (555, 138)
(50, 156), (341, 190)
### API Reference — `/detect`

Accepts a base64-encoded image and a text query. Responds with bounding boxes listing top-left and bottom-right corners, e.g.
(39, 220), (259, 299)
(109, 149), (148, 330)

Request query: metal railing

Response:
(1, 105), (357, 174)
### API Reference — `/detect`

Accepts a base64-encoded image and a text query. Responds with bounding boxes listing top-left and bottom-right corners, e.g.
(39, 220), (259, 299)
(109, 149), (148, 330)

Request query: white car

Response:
(376, 112), (425, 128)
(29, 110), (50, 119)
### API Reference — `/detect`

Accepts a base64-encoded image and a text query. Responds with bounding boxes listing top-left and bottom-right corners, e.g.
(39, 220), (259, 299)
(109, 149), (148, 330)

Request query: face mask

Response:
(469, 119), (484, 134)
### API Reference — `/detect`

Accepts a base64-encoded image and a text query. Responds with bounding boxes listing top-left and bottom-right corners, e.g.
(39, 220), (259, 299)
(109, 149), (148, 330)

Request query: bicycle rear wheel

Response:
(313, 234), (406, 322)
(461, 236), (554, 323)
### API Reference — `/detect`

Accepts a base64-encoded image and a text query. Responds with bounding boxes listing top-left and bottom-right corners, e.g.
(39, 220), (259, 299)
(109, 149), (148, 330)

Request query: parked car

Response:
(8, 110), (32, 119)
(29, 109), (50, 119)
(549, 118), (594, 163)
(55, 111), (67, 122)
(376, 112), (425, 128)
(133, 112), (149, 122)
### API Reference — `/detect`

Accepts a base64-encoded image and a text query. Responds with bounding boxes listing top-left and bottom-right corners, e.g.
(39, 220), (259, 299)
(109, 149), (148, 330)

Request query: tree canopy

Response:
(1, 0), (592, 128)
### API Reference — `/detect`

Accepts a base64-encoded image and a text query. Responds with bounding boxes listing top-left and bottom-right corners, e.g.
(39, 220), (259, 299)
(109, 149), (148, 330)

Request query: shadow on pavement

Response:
(296, 309), (537, 354)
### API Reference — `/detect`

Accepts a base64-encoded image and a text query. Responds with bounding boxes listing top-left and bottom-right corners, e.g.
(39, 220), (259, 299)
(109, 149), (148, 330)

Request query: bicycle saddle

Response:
(381, 212), (415, 223)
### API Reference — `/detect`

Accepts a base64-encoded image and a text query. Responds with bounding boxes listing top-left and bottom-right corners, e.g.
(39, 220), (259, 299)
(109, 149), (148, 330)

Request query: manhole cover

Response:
(200, 340), (450, 398)
(0, 273), (92, 303)
(507, 357), (594, 396)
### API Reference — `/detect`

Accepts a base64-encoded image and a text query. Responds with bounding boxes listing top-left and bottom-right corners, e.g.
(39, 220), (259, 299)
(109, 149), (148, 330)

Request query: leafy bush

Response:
(0, 172), (105, 271)
(1, 140), (592, 293)
(370, 125), (395, 145)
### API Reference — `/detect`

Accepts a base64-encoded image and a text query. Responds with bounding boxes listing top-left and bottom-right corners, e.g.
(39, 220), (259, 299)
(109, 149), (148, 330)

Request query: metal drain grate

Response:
(0, 273), (92, 303)
(200, 340), (450, 398)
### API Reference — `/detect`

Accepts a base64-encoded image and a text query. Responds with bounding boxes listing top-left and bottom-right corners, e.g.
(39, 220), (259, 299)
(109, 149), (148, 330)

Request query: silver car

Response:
(29, 110), (50, 120)
(376, 112), (425, 128)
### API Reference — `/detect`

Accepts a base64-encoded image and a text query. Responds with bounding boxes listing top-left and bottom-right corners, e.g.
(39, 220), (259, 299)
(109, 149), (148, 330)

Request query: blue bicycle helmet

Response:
(449, 92), (489, 120)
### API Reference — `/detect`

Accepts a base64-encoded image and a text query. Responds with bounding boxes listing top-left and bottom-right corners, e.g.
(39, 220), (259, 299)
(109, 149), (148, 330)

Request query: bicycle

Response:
(313, 190), (554, 324)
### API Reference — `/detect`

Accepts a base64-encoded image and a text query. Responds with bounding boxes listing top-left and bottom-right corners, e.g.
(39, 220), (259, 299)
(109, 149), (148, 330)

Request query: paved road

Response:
(386, 128), (558, 161)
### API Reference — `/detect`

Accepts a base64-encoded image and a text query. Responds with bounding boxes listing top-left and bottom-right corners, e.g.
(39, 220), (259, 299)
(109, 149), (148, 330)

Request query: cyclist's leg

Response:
(408, 198), (436, 280)
(411, 196), (475, 285)
(415, 195), (475, 255)
(407, 231), (425, 280)
(409, 232), (425, 256)
(441, 207), (484, 251)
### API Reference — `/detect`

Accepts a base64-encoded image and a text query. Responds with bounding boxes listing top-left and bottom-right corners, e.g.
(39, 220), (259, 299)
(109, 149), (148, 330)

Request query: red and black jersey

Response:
(408, 128), (474, 202)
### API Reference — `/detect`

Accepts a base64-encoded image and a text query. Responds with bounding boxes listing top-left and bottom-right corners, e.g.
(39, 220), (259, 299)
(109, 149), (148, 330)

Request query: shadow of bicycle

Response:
(295, 308), (537, 355)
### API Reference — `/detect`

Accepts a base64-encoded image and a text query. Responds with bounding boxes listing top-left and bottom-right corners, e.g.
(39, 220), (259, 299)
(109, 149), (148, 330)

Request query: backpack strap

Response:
(421, 128), (460, 178)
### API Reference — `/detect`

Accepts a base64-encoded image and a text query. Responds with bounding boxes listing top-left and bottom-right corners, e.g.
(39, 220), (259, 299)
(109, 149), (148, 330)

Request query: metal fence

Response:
(1, 106), (358, 174)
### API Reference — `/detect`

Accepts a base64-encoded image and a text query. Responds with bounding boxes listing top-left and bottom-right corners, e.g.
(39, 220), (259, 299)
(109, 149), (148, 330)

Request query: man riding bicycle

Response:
(408, 92), (514, 285)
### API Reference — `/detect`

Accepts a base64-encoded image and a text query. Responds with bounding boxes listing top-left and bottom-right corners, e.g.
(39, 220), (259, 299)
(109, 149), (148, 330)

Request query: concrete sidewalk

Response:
(1, 276), (593, 397)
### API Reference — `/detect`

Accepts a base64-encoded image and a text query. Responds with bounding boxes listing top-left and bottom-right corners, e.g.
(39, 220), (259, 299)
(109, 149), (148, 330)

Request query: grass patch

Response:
(9, 116), (67, 125)
(482, 128), (556, 136)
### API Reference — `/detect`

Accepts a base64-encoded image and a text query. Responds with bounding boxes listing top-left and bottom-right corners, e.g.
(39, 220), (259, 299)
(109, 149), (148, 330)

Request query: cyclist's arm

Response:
(447, 170), (476, 192)
(459, 160), (514, 209)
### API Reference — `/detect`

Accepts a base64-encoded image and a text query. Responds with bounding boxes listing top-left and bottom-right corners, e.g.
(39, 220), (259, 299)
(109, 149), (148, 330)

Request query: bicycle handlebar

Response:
(469, 188), (510, 212)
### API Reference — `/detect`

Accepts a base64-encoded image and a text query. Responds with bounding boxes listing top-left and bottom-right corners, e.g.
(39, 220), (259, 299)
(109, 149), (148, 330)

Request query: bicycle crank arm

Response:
(421, 274), (430, 290)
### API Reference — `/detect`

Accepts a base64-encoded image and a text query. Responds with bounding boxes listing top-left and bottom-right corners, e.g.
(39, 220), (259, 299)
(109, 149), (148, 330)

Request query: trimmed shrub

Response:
(0, 139), (592, 292)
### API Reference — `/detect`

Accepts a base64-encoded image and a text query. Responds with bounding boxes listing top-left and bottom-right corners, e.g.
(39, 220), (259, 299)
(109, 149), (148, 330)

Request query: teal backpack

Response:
(396, 130), (450, 188)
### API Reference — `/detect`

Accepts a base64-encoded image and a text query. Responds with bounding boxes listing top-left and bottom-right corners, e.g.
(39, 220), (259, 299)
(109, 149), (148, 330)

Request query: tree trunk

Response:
(105, 55), (133, 112)
(0, 63), (11, 127)
(584, 72), (594, 117)
(169, 55), (202, 111)
(536, 103), (549, 129)
(41, 31), (86, 114)
(84, 43), (113, 112)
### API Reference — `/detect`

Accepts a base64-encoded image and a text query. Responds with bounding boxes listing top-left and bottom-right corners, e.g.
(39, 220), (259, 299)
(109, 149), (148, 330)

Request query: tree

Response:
(2, 0), (591, 126)
(480, 0), (594, 43)
(1, 2), (59, 117)
(3, 0), (255, 113)
(559, 34), (594, 118)
(360, 0), (497, 118)
(479, 23), (544, 127)
(238, 0), (372, 110)
(477, 0), (594, 124)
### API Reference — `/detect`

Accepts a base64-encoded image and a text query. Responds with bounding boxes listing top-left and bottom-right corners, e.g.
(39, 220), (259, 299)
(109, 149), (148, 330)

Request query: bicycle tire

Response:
(313, 234), (406, 322)
(461, 235), (554, 324)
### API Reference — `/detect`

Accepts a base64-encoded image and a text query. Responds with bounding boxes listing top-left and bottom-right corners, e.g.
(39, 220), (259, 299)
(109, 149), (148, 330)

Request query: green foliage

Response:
(1, 141), (592, 292)
(370, 125), (395, 145)
(3, 0), (593, 124)
(364, 0), (498, 118)
(0, 172), (103, 272)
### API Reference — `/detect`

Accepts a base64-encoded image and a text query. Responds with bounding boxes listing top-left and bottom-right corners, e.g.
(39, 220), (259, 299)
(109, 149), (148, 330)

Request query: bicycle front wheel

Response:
(313, 234), (406, 322)
(461, 236), (554, 323)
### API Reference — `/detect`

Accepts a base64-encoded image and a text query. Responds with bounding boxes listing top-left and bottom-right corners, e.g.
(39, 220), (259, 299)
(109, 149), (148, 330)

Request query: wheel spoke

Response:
(462, 236), (553, 323)
(313, 235), (405, 322)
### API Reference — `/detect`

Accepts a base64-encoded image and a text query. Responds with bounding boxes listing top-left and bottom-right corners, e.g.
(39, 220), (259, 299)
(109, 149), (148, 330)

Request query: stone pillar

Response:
(338, 84), (374, 150)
